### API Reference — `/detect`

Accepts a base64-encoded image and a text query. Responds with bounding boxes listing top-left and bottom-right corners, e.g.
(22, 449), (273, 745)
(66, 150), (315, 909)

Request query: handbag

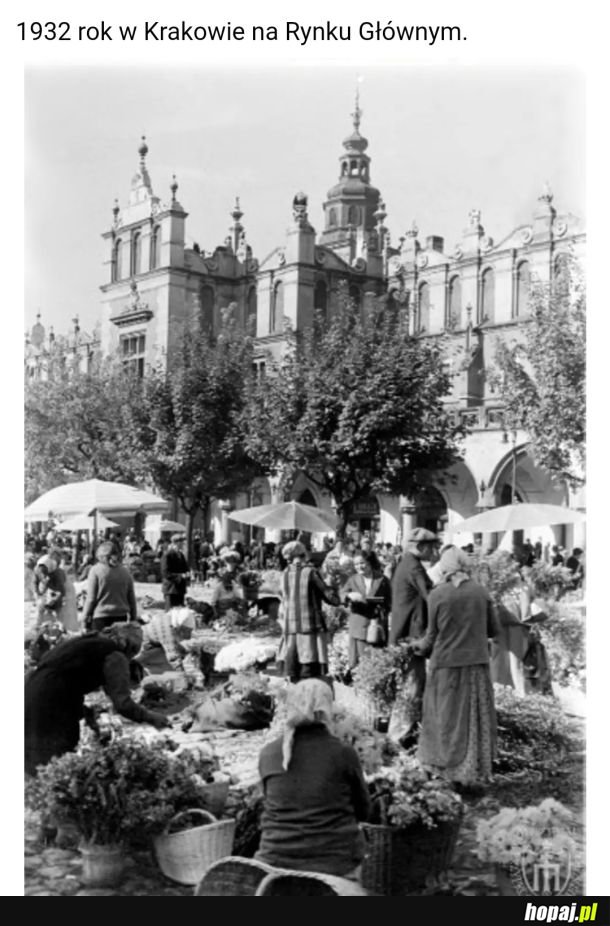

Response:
(366, 618), (386, 646)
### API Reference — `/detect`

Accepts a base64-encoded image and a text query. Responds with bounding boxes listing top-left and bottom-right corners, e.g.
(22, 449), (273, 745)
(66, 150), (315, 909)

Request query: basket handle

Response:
(163, 808), (217, 835)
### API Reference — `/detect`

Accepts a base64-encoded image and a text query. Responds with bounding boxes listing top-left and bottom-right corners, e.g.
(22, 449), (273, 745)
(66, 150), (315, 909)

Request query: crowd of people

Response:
(24, 519), (585, 886)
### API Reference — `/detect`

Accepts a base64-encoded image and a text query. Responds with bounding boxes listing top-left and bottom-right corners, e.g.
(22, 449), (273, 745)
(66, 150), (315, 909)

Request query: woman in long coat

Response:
(342, 550), (391, 669)
(412, 548), (501, 787)
(25, 623), (169, 776)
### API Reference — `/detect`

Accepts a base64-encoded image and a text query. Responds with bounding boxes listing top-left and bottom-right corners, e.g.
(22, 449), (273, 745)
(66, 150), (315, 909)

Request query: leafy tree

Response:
(241, 296), (465, 536)
(493, 254), (585, 486)
(133, 306), (261, 558)
(24, 346), (149, 504)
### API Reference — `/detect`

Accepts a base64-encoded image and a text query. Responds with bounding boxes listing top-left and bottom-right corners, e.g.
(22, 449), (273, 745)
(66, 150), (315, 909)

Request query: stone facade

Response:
(92, 104), (586, 550)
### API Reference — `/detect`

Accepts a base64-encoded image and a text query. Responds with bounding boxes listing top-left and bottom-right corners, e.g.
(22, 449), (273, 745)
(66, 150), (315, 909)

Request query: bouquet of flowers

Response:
(476, 798), (576, 867)
(214, 638), (278, 673)
(366, 755), (463, 830)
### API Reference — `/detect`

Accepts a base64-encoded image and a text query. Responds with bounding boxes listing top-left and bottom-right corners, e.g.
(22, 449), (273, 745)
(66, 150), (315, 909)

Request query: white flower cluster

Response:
(214, 639), (278, 673)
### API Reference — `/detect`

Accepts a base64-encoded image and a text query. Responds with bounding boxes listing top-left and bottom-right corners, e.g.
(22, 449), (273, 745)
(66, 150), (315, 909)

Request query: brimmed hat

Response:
(171, 533), (186, 543)
(406, 528), (439, 545)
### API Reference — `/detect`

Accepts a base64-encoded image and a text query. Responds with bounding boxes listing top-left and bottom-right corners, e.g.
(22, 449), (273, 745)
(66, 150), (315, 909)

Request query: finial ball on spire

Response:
(138, 136), (149, 160)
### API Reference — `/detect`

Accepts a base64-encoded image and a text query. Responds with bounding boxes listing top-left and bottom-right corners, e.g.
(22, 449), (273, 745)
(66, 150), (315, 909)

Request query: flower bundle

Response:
(475, 798), (575, 867)
(214, 638), (278, 673)
(367, 755), (463, 830)
(351, 644), (414, 712)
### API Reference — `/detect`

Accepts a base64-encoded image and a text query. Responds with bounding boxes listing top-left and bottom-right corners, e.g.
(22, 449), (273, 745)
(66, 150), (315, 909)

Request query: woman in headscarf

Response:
(136, 607), (198, 673)
(25, 622), (170, 776)
(83, 541), (138, 632)
(277, 541), (339, 683)
(411, 547), (501, 789)
(255, 679), (371, 878)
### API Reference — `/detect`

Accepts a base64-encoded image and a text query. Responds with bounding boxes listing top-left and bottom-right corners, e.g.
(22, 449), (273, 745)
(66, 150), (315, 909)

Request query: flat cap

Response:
(406, 527), (439, 544)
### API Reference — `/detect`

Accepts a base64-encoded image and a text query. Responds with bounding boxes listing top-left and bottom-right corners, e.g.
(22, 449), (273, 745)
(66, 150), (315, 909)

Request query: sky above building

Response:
(24, 65), (585, 336)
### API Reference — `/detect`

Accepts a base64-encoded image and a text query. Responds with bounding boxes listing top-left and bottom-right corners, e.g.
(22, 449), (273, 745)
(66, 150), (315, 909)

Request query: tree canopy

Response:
(241, 296), (465, 535)
(25, 348), (149, 504)
(493, 254), (585, 486)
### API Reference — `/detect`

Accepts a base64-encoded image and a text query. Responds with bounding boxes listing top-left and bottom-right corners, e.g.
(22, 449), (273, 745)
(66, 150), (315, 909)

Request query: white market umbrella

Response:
(450, 503), (586, 534)
(24, 478), (168, 522)
(229, 500), (337, 533)
(144, 519), (186, 534)
(57, 513), (119, 532)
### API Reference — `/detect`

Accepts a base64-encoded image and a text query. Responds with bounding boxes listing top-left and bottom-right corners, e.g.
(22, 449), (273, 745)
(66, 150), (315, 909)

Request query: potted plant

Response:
(475, 798), (577, 895)
(25, 733), (219, 887)
(362, 755), (464, 895)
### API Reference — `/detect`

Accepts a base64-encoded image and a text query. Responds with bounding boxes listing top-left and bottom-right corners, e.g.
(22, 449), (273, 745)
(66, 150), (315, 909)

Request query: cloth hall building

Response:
(93, 102), (586, 550)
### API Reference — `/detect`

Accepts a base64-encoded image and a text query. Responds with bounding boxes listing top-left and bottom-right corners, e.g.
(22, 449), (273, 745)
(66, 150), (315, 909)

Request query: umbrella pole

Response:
(92, 508), (98, 557)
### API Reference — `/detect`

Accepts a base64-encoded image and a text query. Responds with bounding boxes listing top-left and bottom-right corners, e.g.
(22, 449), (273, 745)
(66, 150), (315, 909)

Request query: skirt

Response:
(418, 663), (496, 785)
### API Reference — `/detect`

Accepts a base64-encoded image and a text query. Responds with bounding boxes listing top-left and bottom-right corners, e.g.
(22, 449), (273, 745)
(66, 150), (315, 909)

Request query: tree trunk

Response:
(185, 509), (195, 568)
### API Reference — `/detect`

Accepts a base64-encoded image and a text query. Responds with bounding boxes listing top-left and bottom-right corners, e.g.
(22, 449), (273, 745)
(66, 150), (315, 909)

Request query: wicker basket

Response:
(154, 809), (236, 886)
(360, 815), (462, 895)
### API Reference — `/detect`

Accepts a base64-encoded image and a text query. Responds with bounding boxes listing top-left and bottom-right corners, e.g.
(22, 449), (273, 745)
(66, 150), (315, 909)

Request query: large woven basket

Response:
(154, 809), (236, 886)
(360, 815), (462, 895)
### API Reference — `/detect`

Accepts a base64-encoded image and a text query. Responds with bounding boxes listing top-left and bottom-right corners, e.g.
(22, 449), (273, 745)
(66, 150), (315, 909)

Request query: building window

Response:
(314, 280), (328, 320)
(515, 260), (530, 317)
(347, 205), (361, 226)
(270, 281), (284, 333)
(328, 208), (337, 227)
(112, 239), (123, 282)
(120, 332), (146, 377)
(480, 267), (495, 323)
(448, 275), (461, 328)
(247, 286), (258, 332)
(349, 284), (361, 309)
(150, 225), (161, 270)
(200, 285), (215, 334)
(418, 282), (430, 333)
(253, 359), (266, 381)
(131, 232), (142, 277)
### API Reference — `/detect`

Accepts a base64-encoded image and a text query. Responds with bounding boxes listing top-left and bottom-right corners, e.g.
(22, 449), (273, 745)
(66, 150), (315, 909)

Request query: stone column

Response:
(399, 496), (417, 547)
(266, 472), (285, 544)
(218, 500), (232, 546)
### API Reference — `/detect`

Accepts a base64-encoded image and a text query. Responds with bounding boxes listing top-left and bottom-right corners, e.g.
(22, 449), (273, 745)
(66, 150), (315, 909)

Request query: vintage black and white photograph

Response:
(22, 59), (590, 898)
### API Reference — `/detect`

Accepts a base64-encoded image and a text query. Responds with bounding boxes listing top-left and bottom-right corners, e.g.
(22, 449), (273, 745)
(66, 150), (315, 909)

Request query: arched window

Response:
(448, 275), (461, 328)
(247, 286), (258, 332)
(515, 260), (530, 317)
(418, 282), (430, 333)
(112, 239), (123, 282)
(200, 285), (215, 334)
(314, 280), (328, 320)
(350, 160), (358, 175)
(347, 205), (361, 226)
(480, 267), (495, 323)
(150, 226), (161, 270)
(349, 284), (361, 309)
(270, 281), (284, 333)
(131, 232), (142, 277)
(328, 208), (337, 228)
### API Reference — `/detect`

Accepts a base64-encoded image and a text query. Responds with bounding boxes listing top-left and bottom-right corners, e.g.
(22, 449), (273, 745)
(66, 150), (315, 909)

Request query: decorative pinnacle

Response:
(374, 200), (387, 225)
(539, 180), (554, 204)
(112, 198), (120, 220)
(407, 219), (419, 238)
(352, 77), (363, 131)
(72, 315), (80, 332)
(170, 174), (178, 202)
(138, 135), (148, 164)
(231, 196), (243, 223)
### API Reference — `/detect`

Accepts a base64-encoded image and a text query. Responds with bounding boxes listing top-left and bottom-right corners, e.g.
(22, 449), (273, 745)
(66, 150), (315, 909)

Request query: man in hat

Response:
(388, 527), (440, 747)
(161, 534), (190, 610)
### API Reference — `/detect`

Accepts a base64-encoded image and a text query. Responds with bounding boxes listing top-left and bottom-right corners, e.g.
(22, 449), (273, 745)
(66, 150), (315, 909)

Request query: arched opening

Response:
(314, 280), (328, 321)
(298, 489), (317, 507)
(131, 231), (142, 277)
(247, 286), (258, 332)
(347, 205), (361, 226)
(150, 226), (161, 270)
(328, 207), (338, 227)
(515, 260), (530, 317)
(448, 275), (461, 328)
(200, 285), (215, 334)
(415, 486), (448, 534)
(349, 284), (361, 310)
(112, 239), (123, 282)
(271, 280), (284, 333)
(481, 267), (495, 323)
(418, 282), (430, 333)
